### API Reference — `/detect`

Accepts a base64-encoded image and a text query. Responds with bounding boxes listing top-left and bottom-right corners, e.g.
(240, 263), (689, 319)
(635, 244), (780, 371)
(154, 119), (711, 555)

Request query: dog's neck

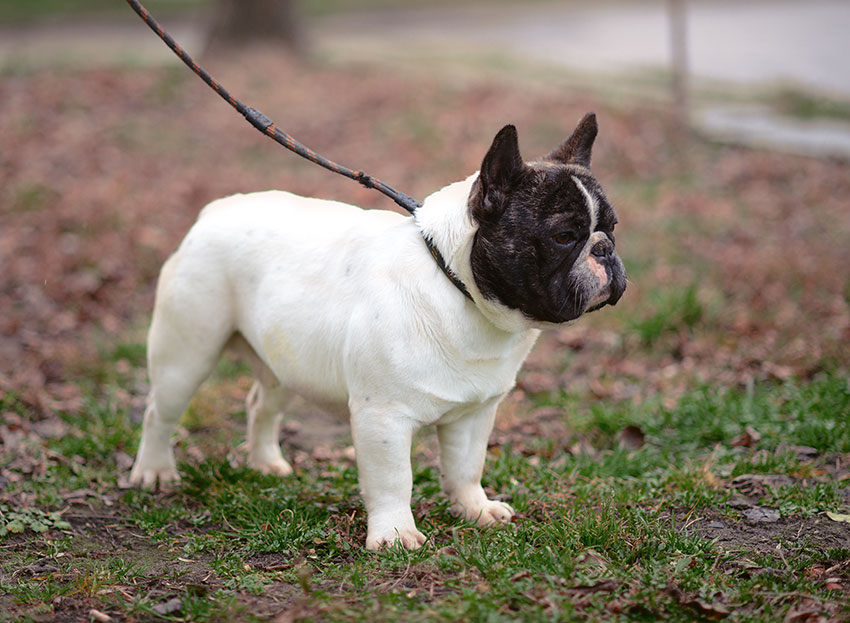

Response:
(415, 174), (546, 335)
(415, 173), (478, 276)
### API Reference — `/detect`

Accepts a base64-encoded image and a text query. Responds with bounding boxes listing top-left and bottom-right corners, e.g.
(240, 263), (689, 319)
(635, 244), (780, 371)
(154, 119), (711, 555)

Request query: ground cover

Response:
(1, 43), (849, 622)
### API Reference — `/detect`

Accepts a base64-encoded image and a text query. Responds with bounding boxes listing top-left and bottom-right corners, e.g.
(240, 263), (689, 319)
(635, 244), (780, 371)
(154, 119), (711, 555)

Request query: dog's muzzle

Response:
(587, 241), (626, 311)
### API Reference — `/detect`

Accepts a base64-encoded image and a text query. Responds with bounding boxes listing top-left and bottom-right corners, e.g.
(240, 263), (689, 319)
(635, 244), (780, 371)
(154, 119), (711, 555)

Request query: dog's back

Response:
(150, 192), (412, 406)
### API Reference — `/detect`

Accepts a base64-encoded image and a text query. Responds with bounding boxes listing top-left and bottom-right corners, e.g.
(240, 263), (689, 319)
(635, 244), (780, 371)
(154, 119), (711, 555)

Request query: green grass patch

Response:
(768, 87), (850, 122)
(2, 373), (848, 621)
(627, 283), (705, 346)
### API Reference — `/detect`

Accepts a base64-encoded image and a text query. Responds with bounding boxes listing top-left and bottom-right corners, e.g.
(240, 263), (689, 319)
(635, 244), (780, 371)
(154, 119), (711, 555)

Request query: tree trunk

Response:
(206, 0), (301, 54)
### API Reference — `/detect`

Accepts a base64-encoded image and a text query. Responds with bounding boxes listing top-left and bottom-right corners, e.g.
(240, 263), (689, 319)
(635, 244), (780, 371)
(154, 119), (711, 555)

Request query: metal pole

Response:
(669, 0), (689, 151)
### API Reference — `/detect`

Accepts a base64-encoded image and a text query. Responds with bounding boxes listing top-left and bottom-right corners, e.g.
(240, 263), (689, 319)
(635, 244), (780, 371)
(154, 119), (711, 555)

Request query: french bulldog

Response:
(129, 113), (626, 550)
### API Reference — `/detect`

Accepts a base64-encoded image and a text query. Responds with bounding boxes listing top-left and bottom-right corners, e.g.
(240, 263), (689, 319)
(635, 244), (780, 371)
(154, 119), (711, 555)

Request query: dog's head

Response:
(468, 113), (626, 326)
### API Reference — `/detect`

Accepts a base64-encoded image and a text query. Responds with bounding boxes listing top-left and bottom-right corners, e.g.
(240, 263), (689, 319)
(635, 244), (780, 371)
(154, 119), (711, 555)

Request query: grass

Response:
(1, 369), (848, 621)
(767, 87), (850, 123)
(627, 283), (704, 346)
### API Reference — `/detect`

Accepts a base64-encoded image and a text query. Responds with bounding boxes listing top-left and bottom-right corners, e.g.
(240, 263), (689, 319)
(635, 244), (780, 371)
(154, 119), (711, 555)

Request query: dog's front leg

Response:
(437, 401), (514, 527)
(351, 405), (425, 550)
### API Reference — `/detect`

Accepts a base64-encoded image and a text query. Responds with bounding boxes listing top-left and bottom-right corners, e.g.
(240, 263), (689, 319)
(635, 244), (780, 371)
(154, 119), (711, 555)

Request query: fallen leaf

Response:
(152, 597), (183, 616)
(665, 585), (730, 619)
(14, 560), (59, 577)
(569, 439), (597, 458)
(731, 473), (793, 497)
(730, 425), (762, 448)
(762, 362), (794, 381)
(571, 579), (618, 593)
(616, 425), (645, 450)
(826, 511), (850, 523)
(113, 451), (135, 471)
(781, 444), (819, 458)
(89, 609), (113, 623)
(683, 598), (730, 620)
(271, 609), (298, 623)
(784, 604), (826, 623)
(824, 578), (842, 591)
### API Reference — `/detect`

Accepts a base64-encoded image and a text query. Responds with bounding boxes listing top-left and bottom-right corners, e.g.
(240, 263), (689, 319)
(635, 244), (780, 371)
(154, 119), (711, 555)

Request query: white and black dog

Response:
(130, 113), (626, 550)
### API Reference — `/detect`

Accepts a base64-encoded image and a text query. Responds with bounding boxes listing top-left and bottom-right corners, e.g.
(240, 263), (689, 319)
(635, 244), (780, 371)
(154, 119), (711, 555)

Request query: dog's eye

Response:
(553, 232), (573, 245)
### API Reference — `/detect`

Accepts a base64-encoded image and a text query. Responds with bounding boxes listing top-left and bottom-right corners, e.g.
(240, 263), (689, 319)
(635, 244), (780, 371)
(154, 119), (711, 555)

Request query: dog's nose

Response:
(590, 238), (613, 259)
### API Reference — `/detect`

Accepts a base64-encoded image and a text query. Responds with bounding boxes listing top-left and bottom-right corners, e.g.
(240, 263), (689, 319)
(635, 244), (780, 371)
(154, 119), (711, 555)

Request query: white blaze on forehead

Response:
(571, 175), (598, 233)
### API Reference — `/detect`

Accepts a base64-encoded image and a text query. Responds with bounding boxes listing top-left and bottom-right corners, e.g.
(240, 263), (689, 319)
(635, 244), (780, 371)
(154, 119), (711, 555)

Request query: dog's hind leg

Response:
(245, 381), (292, 476)
(130, 262), (234, 489)
(229, 334), (293, 476)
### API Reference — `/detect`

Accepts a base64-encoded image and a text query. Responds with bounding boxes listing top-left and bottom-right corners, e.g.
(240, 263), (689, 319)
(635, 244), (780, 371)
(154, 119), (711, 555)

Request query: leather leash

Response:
(125, 0), (472, 301)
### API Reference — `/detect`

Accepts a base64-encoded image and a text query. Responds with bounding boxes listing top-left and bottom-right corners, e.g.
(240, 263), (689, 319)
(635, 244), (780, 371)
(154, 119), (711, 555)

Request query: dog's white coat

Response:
(130, 174), (542, 549)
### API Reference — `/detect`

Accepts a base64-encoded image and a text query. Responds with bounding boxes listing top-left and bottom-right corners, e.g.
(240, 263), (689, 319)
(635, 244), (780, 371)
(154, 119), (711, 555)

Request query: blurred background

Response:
(3, 0), (850, 157)
(1, 0), (849, 413)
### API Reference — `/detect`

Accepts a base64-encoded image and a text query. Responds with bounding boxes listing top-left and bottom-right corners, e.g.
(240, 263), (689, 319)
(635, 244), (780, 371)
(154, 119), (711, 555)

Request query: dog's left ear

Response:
(544, 112), (598, 168)
(474, 124), (525, 222)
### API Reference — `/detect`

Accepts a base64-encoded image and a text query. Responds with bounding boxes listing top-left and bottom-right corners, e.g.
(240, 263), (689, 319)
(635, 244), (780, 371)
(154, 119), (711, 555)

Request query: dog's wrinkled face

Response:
(469, 114), (626, 324)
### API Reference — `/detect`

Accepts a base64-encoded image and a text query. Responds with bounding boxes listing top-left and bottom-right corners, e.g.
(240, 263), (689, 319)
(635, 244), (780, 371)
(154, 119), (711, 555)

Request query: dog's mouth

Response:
(585, 290), (611, 314)
(583, 262), (626, 314)
(585, 288), (622, 314)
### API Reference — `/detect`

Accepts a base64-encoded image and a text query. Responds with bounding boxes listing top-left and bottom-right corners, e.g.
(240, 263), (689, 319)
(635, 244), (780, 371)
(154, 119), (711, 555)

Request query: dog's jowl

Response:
(130, 113), (626, 550)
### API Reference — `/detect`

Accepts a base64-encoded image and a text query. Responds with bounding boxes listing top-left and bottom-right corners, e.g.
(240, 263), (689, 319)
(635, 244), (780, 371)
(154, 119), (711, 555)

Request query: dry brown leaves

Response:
(1, 49), (849, 422)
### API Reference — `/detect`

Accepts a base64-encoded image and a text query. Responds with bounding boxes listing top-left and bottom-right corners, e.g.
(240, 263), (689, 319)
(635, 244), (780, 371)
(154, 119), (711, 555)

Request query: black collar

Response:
(422, 235), (473, 301)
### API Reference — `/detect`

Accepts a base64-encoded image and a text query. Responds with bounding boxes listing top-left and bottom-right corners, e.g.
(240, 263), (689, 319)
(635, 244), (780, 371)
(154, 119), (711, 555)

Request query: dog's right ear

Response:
(544, 112), (597, 168)
(473, 124), (525, 222)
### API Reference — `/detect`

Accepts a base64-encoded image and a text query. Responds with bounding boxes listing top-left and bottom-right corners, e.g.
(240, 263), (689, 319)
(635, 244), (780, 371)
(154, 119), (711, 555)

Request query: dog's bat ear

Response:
(545, 112), (597, 168)
(475, 124), (524, 221)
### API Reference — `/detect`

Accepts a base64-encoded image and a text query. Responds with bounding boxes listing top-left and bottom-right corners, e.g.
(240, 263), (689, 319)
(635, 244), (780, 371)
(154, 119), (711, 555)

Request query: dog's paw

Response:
(247, 457), (293, 477)
(458, 500), (515, 527)
(128, 464), (181, 490)
(366, 527), (427, 551)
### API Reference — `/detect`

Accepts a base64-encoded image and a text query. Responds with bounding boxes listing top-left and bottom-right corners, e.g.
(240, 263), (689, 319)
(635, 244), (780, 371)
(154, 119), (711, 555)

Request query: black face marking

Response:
(468, 115), (626, 324)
